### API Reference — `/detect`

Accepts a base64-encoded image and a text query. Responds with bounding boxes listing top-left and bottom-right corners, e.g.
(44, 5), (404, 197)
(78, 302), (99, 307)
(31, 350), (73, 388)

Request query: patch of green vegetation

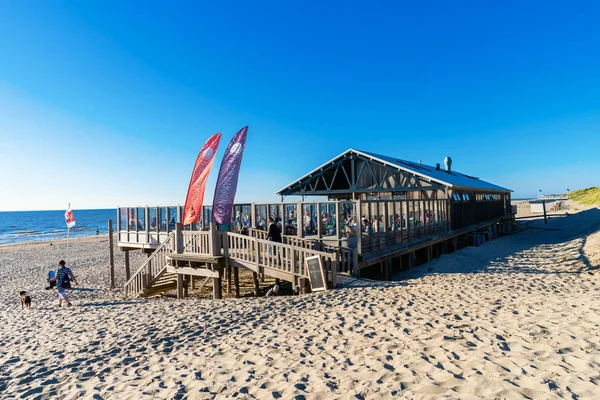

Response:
(570, 187), (600, 206)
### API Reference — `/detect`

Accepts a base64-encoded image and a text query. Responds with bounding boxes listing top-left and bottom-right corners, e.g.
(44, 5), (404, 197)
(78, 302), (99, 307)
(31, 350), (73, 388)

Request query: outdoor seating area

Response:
(117, 149), (514, 298)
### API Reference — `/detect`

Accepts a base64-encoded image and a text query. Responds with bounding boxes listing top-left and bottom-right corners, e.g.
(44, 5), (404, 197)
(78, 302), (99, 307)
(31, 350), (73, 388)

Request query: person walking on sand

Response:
(50, 260), (78, 307)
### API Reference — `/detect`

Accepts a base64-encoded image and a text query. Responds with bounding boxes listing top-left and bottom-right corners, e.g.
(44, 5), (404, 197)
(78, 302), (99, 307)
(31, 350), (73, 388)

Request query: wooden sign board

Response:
(305, 255), (327, 292)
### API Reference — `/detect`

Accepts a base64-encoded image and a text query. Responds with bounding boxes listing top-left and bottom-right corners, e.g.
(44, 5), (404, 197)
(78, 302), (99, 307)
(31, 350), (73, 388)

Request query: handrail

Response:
(124, 228), (356, 297)
(225, 231), (339, 282)
(248, 228), (268, 240)
(124, 232), (175, 297)
(181, 230), (212, 254)
(248, 227), (355, 274)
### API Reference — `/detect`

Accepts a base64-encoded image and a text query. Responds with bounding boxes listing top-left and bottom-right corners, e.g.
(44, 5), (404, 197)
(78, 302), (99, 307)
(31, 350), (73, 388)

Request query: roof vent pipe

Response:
(444, 157), (452, 172)
(436, 163), (440, 171)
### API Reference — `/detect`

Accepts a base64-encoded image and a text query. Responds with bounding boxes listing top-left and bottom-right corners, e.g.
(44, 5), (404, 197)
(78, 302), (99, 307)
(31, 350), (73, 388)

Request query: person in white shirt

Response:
(265, 284), (279, 297)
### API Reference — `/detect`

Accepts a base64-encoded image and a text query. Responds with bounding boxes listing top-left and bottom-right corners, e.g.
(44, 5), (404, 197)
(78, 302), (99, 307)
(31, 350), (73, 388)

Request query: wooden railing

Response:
(361, 223), (450, 254)
(181, 230), (212, 254)
(247, 228), (356, 274)
(124, 232), (175, 297)
(225, 232), (339, 284)
(125, 228), (356, 297)
(248, 228), (268, 240)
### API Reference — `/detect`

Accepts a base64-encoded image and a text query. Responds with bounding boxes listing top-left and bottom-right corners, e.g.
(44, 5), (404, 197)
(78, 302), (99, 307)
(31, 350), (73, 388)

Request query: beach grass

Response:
(570, 186), (600, 206)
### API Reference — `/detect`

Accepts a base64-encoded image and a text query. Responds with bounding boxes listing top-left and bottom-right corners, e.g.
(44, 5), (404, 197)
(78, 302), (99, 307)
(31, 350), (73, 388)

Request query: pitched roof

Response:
(356, 149), (510, 192)
(277, 149), (511, 194)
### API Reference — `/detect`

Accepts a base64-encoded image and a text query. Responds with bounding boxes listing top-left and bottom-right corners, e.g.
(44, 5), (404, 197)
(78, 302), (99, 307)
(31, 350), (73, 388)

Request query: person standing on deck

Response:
(267, 217), (282, 243)
(303, 210), (313, 235)
(267, 217), (282, 258)
(363, 218), (374, 234)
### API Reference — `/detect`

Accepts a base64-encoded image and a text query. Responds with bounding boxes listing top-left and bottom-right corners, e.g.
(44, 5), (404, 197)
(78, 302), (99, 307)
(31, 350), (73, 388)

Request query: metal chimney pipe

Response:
(444, 157), (452, 172)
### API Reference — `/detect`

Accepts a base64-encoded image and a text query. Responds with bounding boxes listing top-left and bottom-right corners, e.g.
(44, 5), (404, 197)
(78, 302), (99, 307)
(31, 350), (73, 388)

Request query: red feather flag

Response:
(182, 133), (222, 226)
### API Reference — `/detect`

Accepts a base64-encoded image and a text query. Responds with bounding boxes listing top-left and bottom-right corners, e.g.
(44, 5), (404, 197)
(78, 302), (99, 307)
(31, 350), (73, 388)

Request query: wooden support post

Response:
(226, 264), (232, 297)
(299, 277), (309, 294)
(146, 259), (152, 288)
(335, 201), (341, 244)
(297, 202), (303, 238)
(352, 250), (360, 277)
(408, 252), (415, 269)
(331, 253), (338, 288)
(385, 259), (392, 280)
(233, 266), (240, 298)
(108, 219), (115, 288)
(253, 272), (260, 297)
(542, 199), (547, 224)
(356, 199), (362, 256)
(191, 275), (196, 290)
(124, 250), (130, 281)
(427, 246), (433, 262)
(453, 237), (459, 252)
(177, 274), (184, 299)
(209, 222), (220, 256)
(223, 232), (230, 296)
(442, 241), (448, 254)
(184, 276), (189, 298)
(213, 271), (222, 299)
(175, 223), (183, 254)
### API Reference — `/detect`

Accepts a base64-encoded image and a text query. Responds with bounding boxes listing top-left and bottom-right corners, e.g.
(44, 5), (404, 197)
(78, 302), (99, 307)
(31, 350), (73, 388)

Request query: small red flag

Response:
(65, 204), (76, 228)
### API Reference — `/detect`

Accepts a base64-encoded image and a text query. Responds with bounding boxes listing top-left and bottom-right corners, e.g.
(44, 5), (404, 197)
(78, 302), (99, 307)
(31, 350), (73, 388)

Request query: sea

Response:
(0, 209), (117, 245)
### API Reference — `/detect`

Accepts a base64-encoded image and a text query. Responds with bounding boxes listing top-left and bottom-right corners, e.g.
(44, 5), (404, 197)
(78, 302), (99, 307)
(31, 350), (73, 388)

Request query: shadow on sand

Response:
(394, 207), (600, 280)
(78, 300), (140, 308)
(338, 274), (408, 289)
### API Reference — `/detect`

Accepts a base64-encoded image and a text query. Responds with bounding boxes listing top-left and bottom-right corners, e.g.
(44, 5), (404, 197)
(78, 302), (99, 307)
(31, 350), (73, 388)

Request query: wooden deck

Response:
(124, 227), (353, 298)
(121, 217), (512, 299)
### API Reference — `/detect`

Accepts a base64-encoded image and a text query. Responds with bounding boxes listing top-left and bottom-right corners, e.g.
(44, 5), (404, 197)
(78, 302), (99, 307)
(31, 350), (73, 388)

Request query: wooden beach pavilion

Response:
(118, 149), (514, 298)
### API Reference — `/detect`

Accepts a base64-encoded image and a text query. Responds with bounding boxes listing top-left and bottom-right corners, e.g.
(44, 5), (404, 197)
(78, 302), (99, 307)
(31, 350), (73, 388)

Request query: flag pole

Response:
(66, 203), (70, 265)
(66, 227), (70, 265)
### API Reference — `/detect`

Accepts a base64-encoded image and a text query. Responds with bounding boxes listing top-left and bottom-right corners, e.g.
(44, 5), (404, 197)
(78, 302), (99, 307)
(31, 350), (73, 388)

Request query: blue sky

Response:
(0, 1), (598, 211)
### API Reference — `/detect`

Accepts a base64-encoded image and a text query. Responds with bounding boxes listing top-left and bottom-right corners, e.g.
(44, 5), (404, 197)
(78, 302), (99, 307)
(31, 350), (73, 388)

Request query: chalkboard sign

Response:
(305, 255), (327, 292)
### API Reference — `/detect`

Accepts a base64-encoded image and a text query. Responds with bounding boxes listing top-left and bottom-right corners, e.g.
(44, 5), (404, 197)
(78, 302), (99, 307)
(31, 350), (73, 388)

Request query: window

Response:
(463, 194), (470, 201)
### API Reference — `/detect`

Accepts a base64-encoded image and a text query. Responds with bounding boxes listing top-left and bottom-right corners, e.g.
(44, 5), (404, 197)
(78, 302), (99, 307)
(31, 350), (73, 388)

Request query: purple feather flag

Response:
(212, 126), (248, 225)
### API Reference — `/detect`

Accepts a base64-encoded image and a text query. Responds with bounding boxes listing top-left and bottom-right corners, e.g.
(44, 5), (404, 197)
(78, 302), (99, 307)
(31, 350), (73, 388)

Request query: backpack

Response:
(61, 271), (71, 288)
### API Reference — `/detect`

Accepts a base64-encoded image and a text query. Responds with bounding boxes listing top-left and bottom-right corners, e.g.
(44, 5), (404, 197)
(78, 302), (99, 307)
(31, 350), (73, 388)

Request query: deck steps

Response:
(125, 229), (350, 298)
(142, 270), (189, 297)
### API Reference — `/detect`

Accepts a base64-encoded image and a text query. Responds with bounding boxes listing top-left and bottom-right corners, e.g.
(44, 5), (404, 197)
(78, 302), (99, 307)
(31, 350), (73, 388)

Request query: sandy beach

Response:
(1, 204), (599, 399)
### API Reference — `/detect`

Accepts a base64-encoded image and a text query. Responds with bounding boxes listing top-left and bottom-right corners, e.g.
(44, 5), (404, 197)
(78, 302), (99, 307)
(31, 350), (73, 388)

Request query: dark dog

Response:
(19, 291), (31, 310)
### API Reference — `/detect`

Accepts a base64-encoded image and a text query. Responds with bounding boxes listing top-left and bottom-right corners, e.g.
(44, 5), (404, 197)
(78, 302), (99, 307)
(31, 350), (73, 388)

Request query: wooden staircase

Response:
(124, 227), (357, 298)
(124, 232), (176, 298)
(142, 270), (189, 297)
